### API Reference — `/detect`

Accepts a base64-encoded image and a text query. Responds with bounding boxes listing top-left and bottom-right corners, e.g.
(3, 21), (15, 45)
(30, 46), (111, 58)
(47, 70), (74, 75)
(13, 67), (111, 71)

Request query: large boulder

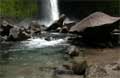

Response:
(69, 12), (120, 47)
(70, 12), (120, 33)
(54, 60), (88, 77)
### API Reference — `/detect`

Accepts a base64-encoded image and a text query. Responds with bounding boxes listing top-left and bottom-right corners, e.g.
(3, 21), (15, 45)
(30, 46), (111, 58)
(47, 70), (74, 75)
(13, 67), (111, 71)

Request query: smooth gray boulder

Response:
(70, 12), (120, 33)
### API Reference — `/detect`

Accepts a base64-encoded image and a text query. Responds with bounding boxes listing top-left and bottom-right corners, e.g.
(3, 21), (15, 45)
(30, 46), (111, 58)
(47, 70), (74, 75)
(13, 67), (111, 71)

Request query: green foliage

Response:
(0, 0), (38, 19)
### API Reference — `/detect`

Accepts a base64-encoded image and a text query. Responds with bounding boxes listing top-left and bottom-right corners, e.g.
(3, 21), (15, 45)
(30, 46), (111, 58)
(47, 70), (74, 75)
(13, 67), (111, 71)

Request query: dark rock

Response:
(112, 65), (120, 71)
(0, 36), (8, 41)
(69, 12), (120, 47)
(72, 60), (88, 75)
(46, 14), (66, 31)
(56, 60), (88, 76)
(61, 26), (69, 33)
(111, 63), (120, 71)
(45, 37), (53, 41)
(8, 27), (31, 41)
(40, 25), (47, 31)
(0, 20), (14, 36)
(64, 22), (76, 30)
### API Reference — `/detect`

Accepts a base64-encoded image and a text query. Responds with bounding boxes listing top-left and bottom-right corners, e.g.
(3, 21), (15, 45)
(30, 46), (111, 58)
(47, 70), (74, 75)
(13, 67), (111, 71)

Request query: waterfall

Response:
(40, 0), (59, 26)
(50, 0), (59, 21)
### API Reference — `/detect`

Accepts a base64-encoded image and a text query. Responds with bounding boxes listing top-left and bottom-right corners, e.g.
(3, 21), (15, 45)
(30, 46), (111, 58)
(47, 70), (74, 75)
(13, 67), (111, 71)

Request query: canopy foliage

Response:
(0, 0), (38, 19)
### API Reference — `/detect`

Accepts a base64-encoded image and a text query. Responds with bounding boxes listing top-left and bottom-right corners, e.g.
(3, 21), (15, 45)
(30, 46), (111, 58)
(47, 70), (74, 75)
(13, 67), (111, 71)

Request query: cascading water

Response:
(50, 0), (59, 21)
(40, 0), (59, 26)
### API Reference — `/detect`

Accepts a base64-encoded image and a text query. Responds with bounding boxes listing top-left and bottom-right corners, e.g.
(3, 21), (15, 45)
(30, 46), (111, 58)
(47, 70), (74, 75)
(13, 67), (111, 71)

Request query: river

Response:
(0, 33), (70, 78)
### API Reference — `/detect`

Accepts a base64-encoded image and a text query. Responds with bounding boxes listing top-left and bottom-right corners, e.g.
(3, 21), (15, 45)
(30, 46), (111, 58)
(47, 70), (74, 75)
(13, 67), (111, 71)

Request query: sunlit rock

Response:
(70, 12), (120, 33)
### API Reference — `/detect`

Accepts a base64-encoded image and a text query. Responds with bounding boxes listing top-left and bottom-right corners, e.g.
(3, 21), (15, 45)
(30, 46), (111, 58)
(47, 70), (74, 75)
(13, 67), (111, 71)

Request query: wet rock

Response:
(64, 22), (76, 29)
(66, 46), (80, 58)
(56, 27), (62, 32)
(55, 60), (88, 77)
(8, 27), (31, 41)
(46, 14), (66, 31)
(40, 25), (47, 31)
(29, 21), (41, 35)
(45, 37), (53, 41)
(0, 36), (8, 41)
(0, 20), (14, 36)
(71, 60), (88, 76)
(112, 65), (120, 71)
(61, 26), (69, 33)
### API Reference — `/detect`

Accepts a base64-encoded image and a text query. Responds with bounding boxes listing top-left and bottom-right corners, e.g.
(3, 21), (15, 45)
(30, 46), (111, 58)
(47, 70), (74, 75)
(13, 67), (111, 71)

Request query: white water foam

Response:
(50, 0), (59, 21)
(23, 38), (65, 48)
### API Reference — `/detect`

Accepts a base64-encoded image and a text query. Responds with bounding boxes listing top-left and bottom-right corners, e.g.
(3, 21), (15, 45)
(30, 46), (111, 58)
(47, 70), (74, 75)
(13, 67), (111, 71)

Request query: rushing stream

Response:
(0, 33), (70, 78)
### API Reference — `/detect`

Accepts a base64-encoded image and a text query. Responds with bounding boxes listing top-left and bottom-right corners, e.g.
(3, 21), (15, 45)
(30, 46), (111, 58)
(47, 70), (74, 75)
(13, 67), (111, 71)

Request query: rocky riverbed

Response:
(0, 12), (120, 78)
